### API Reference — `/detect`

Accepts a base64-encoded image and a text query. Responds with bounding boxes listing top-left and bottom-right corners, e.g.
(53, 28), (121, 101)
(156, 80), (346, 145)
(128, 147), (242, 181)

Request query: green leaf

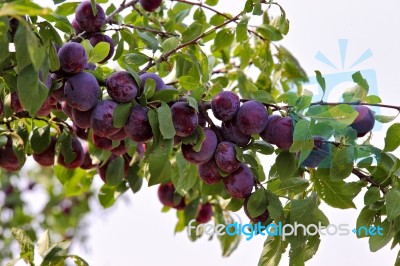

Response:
(352, 71), (369, 91)
(290, 193), (317, 225)
(48, 42), (60, 72)
(98, 184), (117, 208)
(247, 141), (274, 155)
(89, 42), (110, 63)
(11, 228), (34, 265)
(54, 165), (93, 197)
(57, 131), (76, 164)
(289, 119), (313, 153)
(192, 126), (205, 152)
(375, 115), (398, 123)
(147, 109), (173, 186)
(213, 29), (235, 51)
(113, 103), (132, 128)
(185, 96), (198, 111)
(274, 177), (309, 195)
(276, 151), (297, 179)
(258, 236), (282, 266)
(158, 102), (175, 139)
(182, 22), (203, 43)
(137, 31), (158, 52)
(295, 89), (313, 111)
(26, 26), (46, 71)
(314, 169), (362, 209)
(236, 17), (249, 42)
(265, 190), (284, 221)
(384, 123), (400, 152)
(14, 23), (31, 69)
(251, 90), (275, 104)
(315, 70), (326, 97)
(55, 2), (79, 16)
(173, 153), (198, 195)
(330, 146), (355, 179)
(30, 126), (51, 154)
(161, 37), (179, 54)
(247, 188), (268, 218)
(257, 24), (283, 41)
(37, 230), (50, 258)
(387, 189), (400, 222)
(205, 0), (218, 6)
(149, 89), (179, 102)
(364, 187), (381, 205)
(106, 157), (125, 186)
(178, 75), (199, 90)
(17, 65), (48, 116)
(306, 104), (358, 130)
(356, 206), (380, 238)
(369, 219), (394, 252)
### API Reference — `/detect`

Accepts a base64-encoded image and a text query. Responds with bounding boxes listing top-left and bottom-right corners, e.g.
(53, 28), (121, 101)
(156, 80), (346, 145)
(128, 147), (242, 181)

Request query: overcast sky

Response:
(31, 1), (400, 265)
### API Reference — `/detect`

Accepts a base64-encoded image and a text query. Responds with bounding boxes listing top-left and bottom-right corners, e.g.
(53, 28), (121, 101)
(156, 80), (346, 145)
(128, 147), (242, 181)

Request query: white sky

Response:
(26, 0), (400, 265)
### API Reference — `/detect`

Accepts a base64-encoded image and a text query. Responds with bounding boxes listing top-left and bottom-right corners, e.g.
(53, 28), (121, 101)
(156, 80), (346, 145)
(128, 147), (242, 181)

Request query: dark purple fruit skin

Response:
(109, 128), (127, 141)
(106, 71), (138, 103)
(272, 117), (293, 150)
(58, 42), (88, 74)
(221, 119), (251, 147)
(124, 105), (153, 142)
(350, 105), (375, 137)
(0, 99), (4, 116)
(139, 0), (162, 12)
(260, 115), (281, 144)
(139, 73), (165, 93)
(301, 136), (330, 168)
(72, 124), (89, 140)
(61, 102), (73, 118)
(92, 133), (113, 150)
(64, 72), (99, 111)
(0, 137), (20, 171)
(111, 141), (127, 156)
(80, 143), (96, 170)
(198, 158), (223, 184)
(198, 112), (206, 127)
(90, 100), (120, 137)
(89, 34), (115, 63)
(32, 137), (57, 167)
(71, 18), (83, 34)
(182, 128), (217, 165)
(75, 1), (106, 33)
(236, 100), (268, 135)
(211, 91), (240, 122)
(223, 164), (254, 198)
(196, 203), (213, 224)
(157, 182), (184, 208)
(171, 102), (198, 137)
(58, 138), (84, 169)
(71, 107), (94, 129)
(244, 196), (269, 223)
(11, 92), (23, 113)
(214, 141), (241, 173)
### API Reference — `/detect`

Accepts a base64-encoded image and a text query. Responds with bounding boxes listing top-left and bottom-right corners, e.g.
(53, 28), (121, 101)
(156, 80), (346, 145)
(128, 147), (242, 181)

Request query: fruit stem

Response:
(199, 102), (224, 142)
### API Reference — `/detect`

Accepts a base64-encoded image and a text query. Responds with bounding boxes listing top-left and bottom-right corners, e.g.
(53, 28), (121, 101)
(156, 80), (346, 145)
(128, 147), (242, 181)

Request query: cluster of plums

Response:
(156, 90), (375, 222)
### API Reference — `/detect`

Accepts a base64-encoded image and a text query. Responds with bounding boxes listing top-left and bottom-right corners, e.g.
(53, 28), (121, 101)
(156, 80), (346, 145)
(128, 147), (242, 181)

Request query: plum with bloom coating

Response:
(223, 164), (254, 198)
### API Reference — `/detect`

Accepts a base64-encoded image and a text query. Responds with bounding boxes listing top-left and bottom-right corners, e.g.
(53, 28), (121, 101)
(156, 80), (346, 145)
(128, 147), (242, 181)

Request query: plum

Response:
(243, 196), (269, 223)
(106, 71), (138, 103)
(11, 92), (23, 113)
(301, 136), (330, 168)
(196, 203), (213, 224)
(89, 33), (115, 63)
(139, 0), (162, 12)
(0, 137), (21, 171)
(214, 141), (241, 173)
(197, 158), (223, 184)
(75, 1), (106, 33)
(171, 102), (198, 137)
(260, 115), (281, 144)
(32, 137), (57, 167)
(139, 73), (166, 93)
(182, 128), (217, 164)
(61, 102), (73, 118)
(97, 155), (129, 182)
(124, 105), (153, 142)
(64, 72), (99, 111)
(223, 164), (254, 198)
(350, 105), (375, 137)
(236, 100), (268, 135)
(0, 99), (3, 116)
(58, 137), (84, 169)
(92, 133), (113, 150)
(71, 107), (94, 129)
(72, 124), (89, 140)
(80, 142), (96, 170)
(71, 18), (83, 34)
(58, 42), (88, 74)
(111, 141), (127, 156)
(157, 182), (185, 209)
(221, 119), (251, 147)
(211, 91), (240, 122)
(109, 128), (127, 141)
(90, 100), (120, 137)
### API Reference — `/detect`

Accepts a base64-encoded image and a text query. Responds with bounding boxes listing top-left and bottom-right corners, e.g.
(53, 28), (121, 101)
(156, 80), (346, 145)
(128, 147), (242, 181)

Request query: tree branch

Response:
(106, 0), (139, 23)
(309, 101), (400, 112)
(139, 12), (241, 74)
(106, 24), (178, 37)
(352, 168), (387, 194)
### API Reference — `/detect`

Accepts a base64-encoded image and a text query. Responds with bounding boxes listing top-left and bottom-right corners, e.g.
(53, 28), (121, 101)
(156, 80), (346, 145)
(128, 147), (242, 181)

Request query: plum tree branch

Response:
(309, 101), (400, 112)
(106, 0), (139, 23)
(352, 168), (387, 194)
(106, 24), (178, 37)
(139, 12), (242, 74)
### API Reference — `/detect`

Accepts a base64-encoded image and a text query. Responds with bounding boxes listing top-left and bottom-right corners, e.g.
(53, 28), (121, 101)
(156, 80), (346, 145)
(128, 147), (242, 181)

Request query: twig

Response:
(352, 168), (387, 194)
(199, 102), (224, 142)
(309, 101), (400, 112)
(106, 0), (139, 23)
